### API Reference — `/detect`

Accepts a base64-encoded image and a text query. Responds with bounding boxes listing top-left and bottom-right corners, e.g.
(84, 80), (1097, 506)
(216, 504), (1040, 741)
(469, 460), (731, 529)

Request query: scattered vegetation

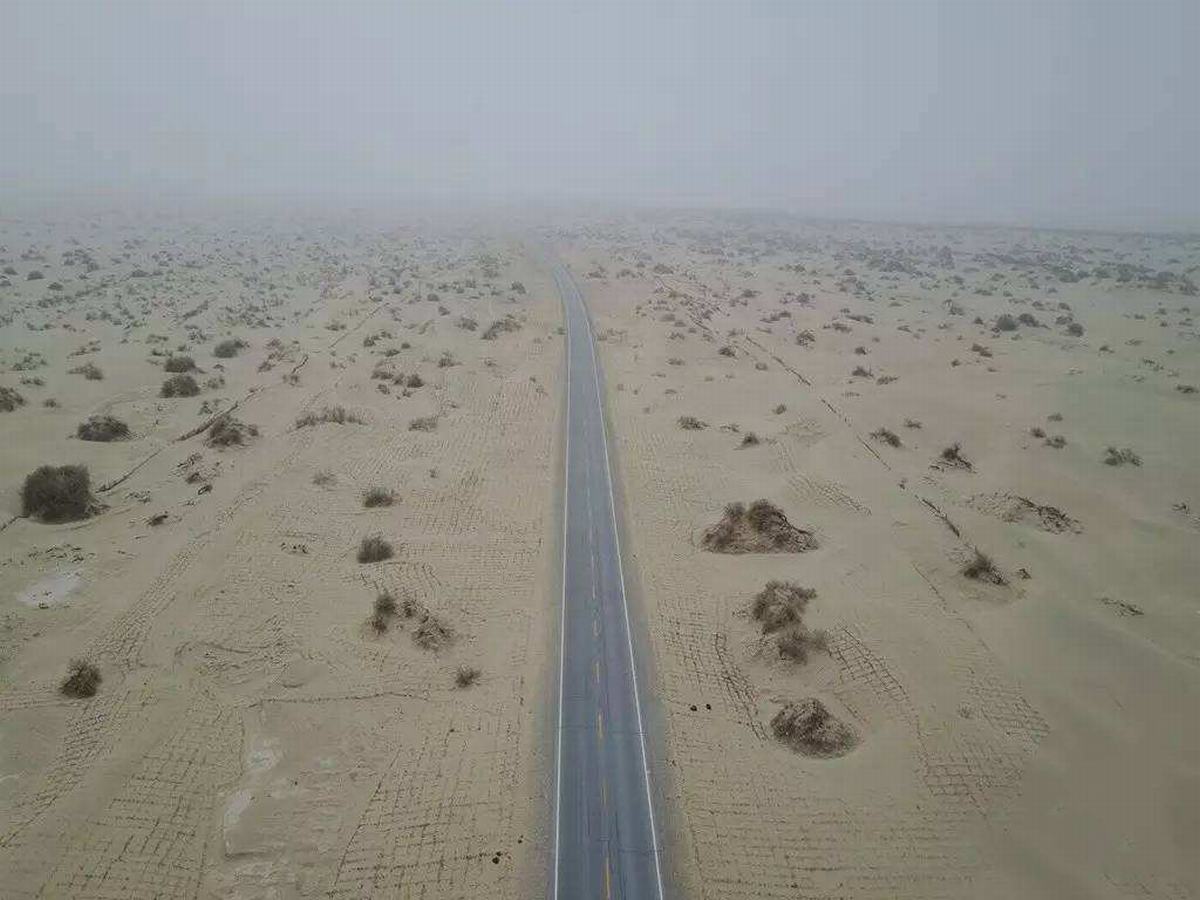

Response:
(60, 659), (102, 698)
(740, 431), (761, 447)
(77, 415), (130, 442)
(160, 373), (200, 397)
(213, 338), (247, 358)
(163, 355), (196, 373)
(871, 427), (902, 447)
(0, 386), (25, 412)
(771, 698), (856, 757)
(702, 500), (818, 554)
(68, 362), (103, 380)
(962, 549), (1007, 585)
(357, 535), (394, 563)
(206, 416), (258, 447)
(677, 415), (708, 430)
(21, 464), (97, 522)
(751, 581), (816, 634)
(455, 665), (481, 688)
(481, 315), (521, 340)
(363, 487), (397, 507)
(409, 415), (438, 432)
(295, 405), (366, 428)
(1103, 446), (1141, 467)
(939, 442), (973, 470)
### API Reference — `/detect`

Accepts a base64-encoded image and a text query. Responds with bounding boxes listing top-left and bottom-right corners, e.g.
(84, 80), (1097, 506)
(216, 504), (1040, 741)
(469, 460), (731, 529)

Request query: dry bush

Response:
(22, 464), (96, 521)
(740, 431), (760, 447)
(1044, 435), (1067, 448)
(962, 549), (1006, 585)
(69, 362), (103, 380)
(871, 427), (901, 447)
(1030, 426), (1046, 438)
(776, 625), (829, 663)
(409, 415), (438, 432)
(206, 416), (258, 448)
(363, 487), (396, 507)
(939, 442), (972, 470)
(213, 338), (247, 358)
(1104, 446), (1141, 466)
(369, 611), (390, 633)
(851, 365), (873, 378)
(160, 373), (200, 397)
(1, 386), (26, 411)
(455, 665), (481, 688)
(795, 330), (816, 346)
(773, 404), (787, 415)
(771, 698), (856, 757)
(751, 581), (816, 633)
(718, 345), (736, 357)
(677, 415), (707, 430)
(374, 591), (397, 617)
(312, 469), (336, 486)
(904, 418), (922, 429)
(406, 373), (424, 388)
(60, 659), (102, 698)
(994, 313), (1018, 332)
(701, 499), (818, 553)
(414, 615), (451, 650)
(1065, 322), (1085, 336)
(295, 405), (365, 428)
(481, 315), (521, 340)
(77, 415), (130, 442)
(163, 355), (196, 373)
(357, 535), (394, 563)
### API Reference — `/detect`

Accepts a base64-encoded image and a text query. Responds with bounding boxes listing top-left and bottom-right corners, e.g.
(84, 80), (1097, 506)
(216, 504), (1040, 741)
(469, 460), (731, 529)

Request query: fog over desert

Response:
(1, 3), (1197, 899)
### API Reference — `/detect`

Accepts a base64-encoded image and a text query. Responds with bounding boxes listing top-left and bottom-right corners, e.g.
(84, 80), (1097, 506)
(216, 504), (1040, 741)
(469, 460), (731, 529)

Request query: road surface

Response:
(550, 257), (665, 900)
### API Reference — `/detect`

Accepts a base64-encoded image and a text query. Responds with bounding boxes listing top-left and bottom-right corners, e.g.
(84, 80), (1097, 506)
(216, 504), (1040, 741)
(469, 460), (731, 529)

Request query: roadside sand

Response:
(0, 210), (561, 897)
(562, 215), (1199, 899)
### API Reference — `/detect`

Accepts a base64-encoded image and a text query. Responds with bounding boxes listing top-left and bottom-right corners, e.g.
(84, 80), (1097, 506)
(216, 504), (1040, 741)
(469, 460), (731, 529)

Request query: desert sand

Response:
(2, 205), (1199, 899)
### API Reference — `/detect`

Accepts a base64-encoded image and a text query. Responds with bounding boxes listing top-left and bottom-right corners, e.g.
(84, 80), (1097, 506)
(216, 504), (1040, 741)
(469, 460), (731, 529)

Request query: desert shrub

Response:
(437, 352), (457, 368)
(1103, 446), (1141, 466)
(406, 373), (424, 388)
(357, 535), (394, 563)
(994, 314), (1018, 332)
(1044, 435), (1067, 448)
(295, 405), (365, 428)
(1177, 384), (1197, 395)
(851, 366), (872, 378)
(77, 415), (130, 442)
(1065, 322), (1085, 336)
(702, 499), (817, 553)
(481, 315), (521, 340)
(60, 659), (101, 698)
(414, 614), (451, 650)
(21, 464), (96, 522)
(409, 415), (438, 432)
(1018, 312), (1041, 327)
(1030, 426), (1046, 438)
(751, 581), (816, 634)
(939, 442), (972, 470)
(312, 469), (336, 486)
(363, 487), (396, 507)
(677, 415), (707, 430)
(796, 330), (816, 346)
(0, 386), (25, 412)
(163, 355), (196, 373)
(740, 431), (760, 447)
(963, 550), (1006, 585)
(160, 373), (200, 397)
(718, 345), (736, 357)
(773, 404), (787, 414)
(206, 416), (258, 447)
(455, 665), (481, 688)
(771, 698), (856, 756)
(374, 591), (397, 617)
(69, 362), (103, 380)
(213, 338), (247, 358)
(871, 427), (901, 447)
(904, 418), (922, 429)
(776, 625), (829, 663)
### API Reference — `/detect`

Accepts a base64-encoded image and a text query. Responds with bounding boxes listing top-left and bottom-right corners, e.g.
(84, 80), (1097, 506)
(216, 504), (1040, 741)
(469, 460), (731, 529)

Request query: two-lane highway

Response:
(551, 257), (665, 900)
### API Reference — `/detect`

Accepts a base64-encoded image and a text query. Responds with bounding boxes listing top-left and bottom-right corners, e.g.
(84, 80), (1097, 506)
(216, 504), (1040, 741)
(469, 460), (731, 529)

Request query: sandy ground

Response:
(3, 205), (1198, 900)
(559, 215), (1199, 899)
(0, 208), (561, 897)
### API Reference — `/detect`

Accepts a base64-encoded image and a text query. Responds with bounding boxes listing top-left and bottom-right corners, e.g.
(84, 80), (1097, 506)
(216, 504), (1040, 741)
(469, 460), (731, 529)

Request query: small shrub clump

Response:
(455, 665), (481, 688)
(363, 487), (397, 508)
(163, 355), (196, 373)
(678, 415), (707, 430)
(962, 550), (1007, 585)
(0, 386), (25, 412)
(871, 427), (902, 448)
(69, 362), (103, 380)
(939, 442), (973, 470)
(77, 415), (130, 442)
(357, 535), (394, 563)
(295, 406), (366, 428)
(702, 500), (818, 554)
(21, 464), (97, 522)
(1103, 446), (1141, 467)
(409, 415), (438, 432)
(213, 338), (248, 358)
(60, 659), (102, 698)
(160, 374), (200, 397)
(771, 698), (856, 757)
(206, 416), (258, 447)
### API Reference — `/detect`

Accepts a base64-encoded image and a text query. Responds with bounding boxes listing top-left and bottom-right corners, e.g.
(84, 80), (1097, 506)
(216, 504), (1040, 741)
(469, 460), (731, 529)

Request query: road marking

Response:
(552, 267), (572, 900)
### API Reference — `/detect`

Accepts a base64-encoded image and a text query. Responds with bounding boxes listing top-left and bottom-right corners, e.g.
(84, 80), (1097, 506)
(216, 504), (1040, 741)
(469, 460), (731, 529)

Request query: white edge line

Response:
(574, 266), (667, 900)
(552, 262), (570, 900)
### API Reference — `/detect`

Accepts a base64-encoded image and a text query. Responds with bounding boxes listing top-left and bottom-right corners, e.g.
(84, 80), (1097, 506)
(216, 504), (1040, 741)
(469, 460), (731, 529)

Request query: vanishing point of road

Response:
(550, 256), (666, 900)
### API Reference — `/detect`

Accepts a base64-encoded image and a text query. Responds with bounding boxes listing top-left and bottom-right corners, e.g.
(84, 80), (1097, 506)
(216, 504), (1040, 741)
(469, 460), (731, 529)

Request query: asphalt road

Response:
(550, 258), (665, 900)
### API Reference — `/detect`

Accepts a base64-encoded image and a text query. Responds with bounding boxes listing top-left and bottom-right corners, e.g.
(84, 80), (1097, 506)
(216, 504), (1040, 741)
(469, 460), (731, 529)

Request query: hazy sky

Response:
(2, 1), (1197, 229)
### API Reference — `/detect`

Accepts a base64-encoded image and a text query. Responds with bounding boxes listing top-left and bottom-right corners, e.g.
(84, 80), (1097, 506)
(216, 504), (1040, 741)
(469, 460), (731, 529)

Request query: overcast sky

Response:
(2, 0), (1197, 230)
